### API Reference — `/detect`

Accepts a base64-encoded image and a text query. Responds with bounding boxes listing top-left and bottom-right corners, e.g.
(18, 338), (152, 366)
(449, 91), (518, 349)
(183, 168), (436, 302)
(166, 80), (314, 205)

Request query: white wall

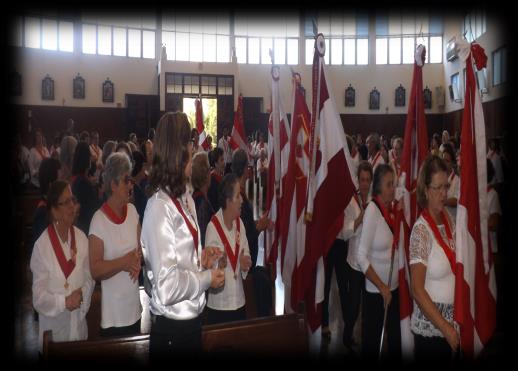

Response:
(11, 12), (507, 115)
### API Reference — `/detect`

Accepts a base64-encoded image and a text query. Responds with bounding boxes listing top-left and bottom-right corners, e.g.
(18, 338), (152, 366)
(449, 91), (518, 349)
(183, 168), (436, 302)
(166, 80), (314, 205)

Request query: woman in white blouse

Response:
(89, 152), (143, 337)
(205, 173), (252, 324)
(140, 112), (224, 360)
(30, 180), (94, 353)
(357, 163), (402, 359)
(440, 143), (459, 221)
(410, 155), (459, 360)
(29, 129), (50, 188)
(342, 161), (372, 349)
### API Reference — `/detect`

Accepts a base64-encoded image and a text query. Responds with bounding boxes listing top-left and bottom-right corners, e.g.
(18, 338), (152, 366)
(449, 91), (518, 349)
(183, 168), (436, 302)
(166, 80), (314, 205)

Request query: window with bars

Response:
(304, 11), (368, 65)
(375, 11), (443, 65)
(81, 14), (156, 58)
(162, 12), (230, 63)
(234, 12), (299, 65)
(10, 16), (74, 52)
(166, 73), (233, 96)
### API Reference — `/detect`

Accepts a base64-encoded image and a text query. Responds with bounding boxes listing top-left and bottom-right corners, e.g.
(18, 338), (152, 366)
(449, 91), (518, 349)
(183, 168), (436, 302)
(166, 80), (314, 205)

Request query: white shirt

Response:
(487, 151), (504, 184)
(356, 201), (399, 293)
(340, 194), (371, 271)
(29, 146), (50, 188)
(89, 203), (142, 329)
(205, 209), (250, 311)
(488, 188), (502, 253)
(369, 151), (385, 174)
(409, 214), (457, 337)
(30, 225), (94, 352)
(350, 152), (360, 183)
(218, 136), (232, 164)
(446, 171), (459, 221)
(140, 189), (212, 320)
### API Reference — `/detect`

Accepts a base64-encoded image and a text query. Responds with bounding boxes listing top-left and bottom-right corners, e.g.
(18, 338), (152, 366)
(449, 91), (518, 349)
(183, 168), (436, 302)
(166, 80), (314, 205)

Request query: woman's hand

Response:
(443, 323), (460, 351)
(256, 214), (271, 232)
(65, 288), (83, 311)
(379, 284), (392, 308)
(124, 249), (141, 282)
(202, 247), (223, 270)
(210, 269), (225, 289)
(239, 250), (252, 272)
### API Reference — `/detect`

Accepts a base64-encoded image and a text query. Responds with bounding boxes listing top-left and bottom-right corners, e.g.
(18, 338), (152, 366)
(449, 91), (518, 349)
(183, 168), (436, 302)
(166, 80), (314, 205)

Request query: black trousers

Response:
(361, 289), (401, 360)
(253, 265), (273, 317)
(99, 318), (141, 337)
(322, 239), (348, 327)
(343, 262), (364, 344)
(414, 333), (454, 361)
(149, 315), (202, 362)
(206, 306), (246, 325)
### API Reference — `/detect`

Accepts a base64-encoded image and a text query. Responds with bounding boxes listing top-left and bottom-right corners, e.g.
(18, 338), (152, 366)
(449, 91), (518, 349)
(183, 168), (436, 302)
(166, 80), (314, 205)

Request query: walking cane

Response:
(378, 243), (397, 360)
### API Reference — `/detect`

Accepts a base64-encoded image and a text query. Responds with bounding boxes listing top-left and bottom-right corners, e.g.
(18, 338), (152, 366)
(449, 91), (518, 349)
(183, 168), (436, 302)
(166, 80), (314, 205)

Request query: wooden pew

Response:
(43, 313), (308, 361)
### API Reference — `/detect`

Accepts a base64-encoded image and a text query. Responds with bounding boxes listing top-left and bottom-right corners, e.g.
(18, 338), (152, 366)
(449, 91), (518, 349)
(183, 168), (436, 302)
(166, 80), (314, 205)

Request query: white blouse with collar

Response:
(205, 209), (250, 311)
(341, 194), (371, 272)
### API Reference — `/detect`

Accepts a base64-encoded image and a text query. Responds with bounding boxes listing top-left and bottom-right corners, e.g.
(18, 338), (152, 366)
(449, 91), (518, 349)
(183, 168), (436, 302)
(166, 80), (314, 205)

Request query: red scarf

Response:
(47, 223), (76, 280)
(370, 151), (382, 167)
(170, 196), (199, 255)
(101, 202), (127, 224)
(210, 215), (240, 276)
(421, 208), (456, 274)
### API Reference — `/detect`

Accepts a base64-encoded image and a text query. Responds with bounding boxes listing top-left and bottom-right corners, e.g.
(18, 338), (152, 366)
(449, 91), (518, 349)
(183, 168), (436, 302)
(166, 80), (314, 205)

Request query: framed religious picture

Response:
(10, 71), (22, 96)
(345, 84), (355, 107)
(42, 75), (54, 100)
(102, 78), (114, 103)
(423, 86), (432, 109)
(369, 87), (380, 110)
(395, 84), (406, 107)
(73, 73), (85, 99)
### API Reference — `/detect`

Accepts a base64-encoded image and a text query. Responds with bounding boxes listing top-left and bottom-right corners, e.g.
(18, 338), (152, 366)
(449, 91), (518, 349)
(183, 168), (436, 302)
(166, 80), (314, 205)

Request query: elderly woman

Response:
(30, 180), (94, 353)
(29, 129), (50, 188)
(205, 173), (252, 324)
(59, 136), (78, 182)
(357, 164), (402, 359)
(439, 143), (459, 221)
(140, 112), (224, 359)
(191, 151), (215, 248)
(72, 142), (101, 235)
(390, 137), (403, 185)
(366, 133), (385, 173)
(88, 152), (142, 337)
(410, 155), (459, 360)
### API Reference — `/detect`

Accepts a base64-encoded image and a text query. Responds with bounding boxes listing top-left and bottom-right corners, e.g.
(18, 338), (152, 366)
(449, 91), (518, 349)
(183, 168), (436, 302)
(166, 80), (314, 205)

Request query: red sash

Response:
(210, 215), (240, 276)
(170, 196), (199, 254)
(211, 172), (223, 183)
(101, 202), (127, 224)
(421, 208), (456, 274)
(36, 147), (48, 160)
(47, 223), (76, 280)
(370, 151), (381, 167)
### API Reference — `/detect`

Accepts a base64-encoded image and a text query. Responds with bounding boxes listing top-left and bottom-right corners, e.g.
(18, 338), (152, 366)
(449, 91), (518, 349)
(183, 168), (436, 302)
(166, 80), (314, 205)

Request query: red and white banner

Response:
(265, 66), (290, 269)
(278, 73), (311, 314)
(229, 94), (248, 153)
(300, 34), (357, 331)
(454, 40), (496, 358)
(195, 98), (210, 150)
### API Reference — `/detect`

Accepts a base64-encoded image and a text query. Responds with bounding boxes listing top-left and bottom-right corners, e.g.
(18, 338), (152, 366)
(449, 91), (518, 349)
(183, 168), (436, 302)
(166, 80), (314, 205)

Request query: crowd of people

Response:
(16, 115), (507, 361)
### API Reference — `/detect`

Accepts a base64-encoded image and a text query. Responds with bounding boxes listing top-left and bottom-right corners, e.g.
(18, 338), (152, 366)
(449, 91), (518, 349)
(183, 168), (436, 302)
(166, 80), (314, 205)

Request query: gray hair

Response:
(102, 140), (117, 165)
(103, 152), (132, 198)
(59, 135), (77, 171)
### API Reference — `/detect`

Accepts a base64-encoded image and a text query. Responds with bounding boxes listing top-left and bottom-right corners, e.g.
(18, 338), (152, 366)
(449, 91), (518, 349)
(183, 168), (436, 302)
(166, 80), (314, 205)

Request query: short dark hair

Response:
(231, 148), (248, 178)
(218, 173), (239, 210)
(372, 164), (395, 197)
(39, 158), (61, 197)
(72, 141), (91, 176)
(79, 131), (90, 142)
(357, 160), (373, 180)
(47, 180), (69, 216)
(131, 150), (145, 177)
(149, 112), (192, 198)
(441, 142), (456, 166)
(210, 147), (224, 167)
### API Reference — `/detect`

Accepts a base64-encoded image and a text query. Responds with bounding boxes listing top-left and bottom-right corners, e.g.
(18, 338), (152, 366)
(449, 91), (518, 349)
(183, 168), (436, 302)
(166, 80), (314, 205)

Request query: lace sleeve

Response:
(409, 223), (432, 266)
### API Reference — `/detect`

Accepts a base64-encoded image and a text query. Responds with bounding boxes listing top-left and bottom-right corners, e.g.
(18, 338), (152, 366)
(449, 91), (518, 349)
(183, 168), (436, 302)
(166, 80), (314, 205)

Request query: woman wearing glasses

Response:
(410, 155), (459, 360)
(88, 152), (143, 337)
(30, 180), (94, 354)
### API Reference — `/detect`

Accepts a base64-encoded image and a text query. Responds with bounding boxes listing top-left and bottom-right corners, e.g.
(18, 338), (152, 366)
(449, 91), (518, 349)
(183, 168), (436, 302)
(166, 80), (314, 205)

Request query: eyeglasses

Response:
(428, 183), (450, 192)
(57, 196), (77, 207)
